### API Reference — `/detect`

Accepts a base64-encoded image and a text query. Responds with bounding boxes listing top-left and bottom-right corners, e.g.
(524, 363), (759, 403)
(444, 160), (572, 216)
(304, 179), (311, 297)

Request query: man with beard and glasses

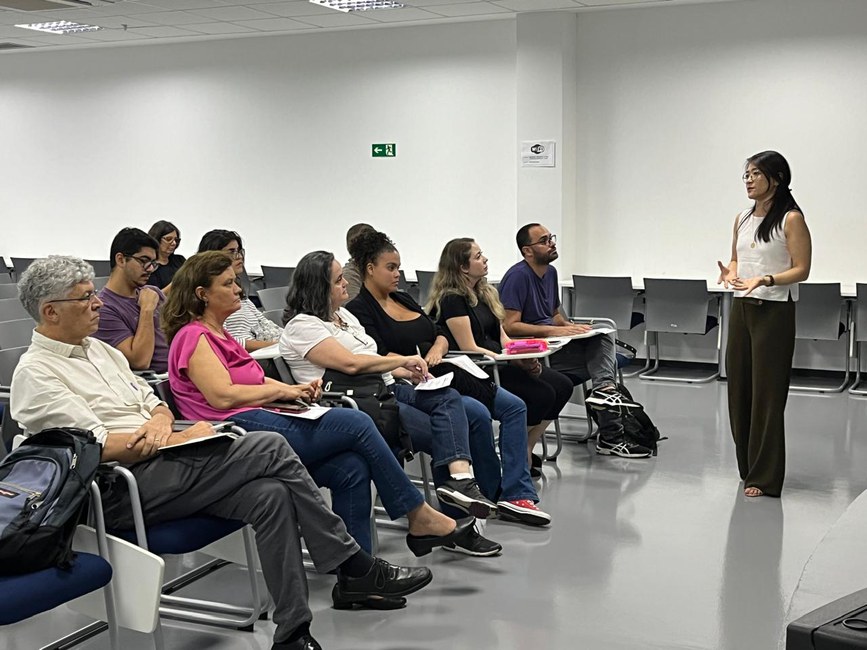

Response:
(94, 227), (169, 373)
(497, 223), (651, 459)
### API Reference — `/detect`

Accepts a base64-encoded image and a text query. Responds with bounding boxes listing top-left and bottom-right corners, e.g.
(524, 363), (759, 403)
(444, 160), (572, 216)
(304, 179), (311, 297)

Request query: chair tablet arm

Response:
(320, 393), (359, 411)
(172, 420), (247, 436)
(446, 350), (497, 365)
(568, 316), (618, 329)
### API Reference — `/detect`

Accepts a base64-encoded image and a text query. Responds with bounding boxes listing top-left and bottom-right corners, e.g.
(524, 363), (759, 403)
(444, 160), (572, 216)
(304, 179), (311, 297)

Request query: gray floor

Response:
(7, 379), (867, 650)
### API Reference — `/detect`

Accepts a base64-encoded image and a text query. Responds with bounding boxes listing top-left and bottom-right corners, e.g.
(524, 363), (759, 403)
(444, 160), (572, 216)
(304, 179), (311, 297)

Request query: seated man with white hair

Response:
(9, 255), (433, 650)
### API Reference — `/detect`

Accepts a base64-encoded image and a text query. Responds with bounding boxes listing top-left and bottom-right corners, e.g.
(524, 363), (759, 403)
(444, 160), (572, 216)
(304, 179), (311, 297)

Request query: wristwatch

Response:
(765, 274), (775, 287)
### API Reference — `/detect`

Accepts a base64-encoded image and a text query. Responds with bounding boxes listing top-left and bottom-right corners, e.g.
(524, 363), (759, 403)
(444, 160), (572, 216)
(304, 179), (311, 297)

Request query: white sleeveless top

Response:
(734, 209), (799, 302)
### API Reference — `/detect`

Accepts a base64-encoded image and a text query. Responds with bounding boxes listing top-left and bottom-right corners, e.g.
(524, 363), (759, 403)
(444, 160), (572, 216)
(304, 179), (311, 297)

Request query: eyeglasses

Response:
(125, 254), (159, 271)
(47, 290), (100, 305)
(161, 235), (180, 245)
(742, 171), (764, 182)
(527, 234), (557, 247)
(223, 248), (245, 259)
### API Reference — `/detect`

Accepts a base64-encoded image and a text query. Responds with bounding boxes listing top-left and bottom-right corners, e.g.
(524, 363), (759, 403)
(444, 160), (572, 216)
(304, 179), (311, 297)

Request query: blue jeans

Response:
(228, 407), (424, 553)
(462, 388), (538, 503)
(390, 383), (472, 468)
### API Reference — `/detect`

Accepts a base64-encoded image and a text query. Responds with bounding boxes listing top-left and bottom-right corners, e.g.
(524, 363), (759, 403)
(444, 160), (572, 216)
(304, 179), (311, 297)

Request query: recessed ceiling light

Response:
(15, 20), (102, 34)
(309, 0), (405, 13)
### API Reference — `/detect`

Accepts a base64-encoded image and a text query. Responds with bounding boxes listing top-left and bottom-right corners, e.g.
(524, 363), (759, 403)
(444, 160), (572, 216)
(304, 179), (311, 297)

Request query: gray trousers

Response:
(102, 430), (359, 642)
(549, 332), (624, 440)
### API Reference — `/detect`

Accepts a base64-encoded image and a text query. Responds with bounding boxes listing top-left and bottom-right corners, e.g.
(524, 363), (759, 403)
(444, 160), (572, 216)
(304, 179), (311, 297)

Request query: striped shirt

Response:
(224, 298), (283, 348)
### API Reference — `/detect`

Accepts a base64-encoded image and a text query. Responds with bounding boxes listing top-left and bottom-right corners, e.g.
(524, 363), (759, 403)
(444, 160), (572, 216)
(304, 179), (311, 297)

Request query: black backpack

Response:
(587, 384), (664, 456)
(0, 428), (102, 575)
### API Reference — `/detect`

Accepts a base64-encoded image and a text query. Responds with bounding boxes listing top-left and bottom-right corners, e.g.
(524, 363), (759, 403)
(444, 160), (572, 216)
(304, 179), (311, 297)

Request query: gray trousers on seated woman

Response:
(101, 431), (359, 645)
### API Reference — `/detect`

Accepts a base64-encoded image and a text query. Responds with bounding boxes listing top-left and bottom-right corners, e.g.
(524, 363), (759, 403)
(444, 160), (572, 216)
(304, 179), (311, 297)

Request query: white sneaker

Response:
(586, 387), (641, 410)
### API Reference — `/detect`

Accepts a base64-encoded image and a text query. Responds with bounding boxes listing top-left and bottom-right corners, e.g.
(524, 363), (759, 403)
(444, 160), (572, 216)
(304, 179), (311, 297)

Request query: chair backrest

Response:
(261, 266), (295, 289)
(84, 260), (112, 277)
(0, 298), (30, 322)
(262, 309), (283, 327)
(0, 258), (13, 285)
(0, 319), (35, 350)
(795, 283), (845, 341)
(855, 283), (867, 343)
(272, 356), (296, 385)
(0, 346), (28, 386)
(10, 257), (35, 281)
(0, 284), (19, 300)
(572, 275), (635, 329)
(416, 271), (435, 309)
(257, 286), (290, 312)
(93, 276), (110, 291)
(398, 270), (410, 292)
(643, 278), (713, 335)
(153, 380), (181, 419)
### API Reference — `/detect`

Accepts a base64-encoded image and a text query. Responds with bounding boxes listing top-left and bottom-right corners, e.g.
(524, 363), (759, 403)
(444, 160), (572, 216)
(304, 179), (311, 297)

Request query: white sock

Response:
(451, 472), (473, 481)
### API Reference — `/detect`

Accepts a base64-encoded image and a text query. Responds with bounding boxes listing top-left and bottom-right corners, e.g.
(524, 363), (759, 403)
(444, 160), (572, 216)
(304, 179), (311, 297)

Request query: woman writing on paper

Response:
(162, 251), (475, 578)
(716, 151), (811, 497)
(427, 238), (573, 477)
(344, 230), (549, 523)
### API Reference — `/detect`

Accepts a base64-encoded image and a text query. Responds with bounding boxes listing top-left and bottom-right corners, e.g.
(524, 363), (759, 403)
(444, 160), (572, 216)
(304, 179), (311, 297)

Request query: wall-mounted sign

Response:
(372, 143), (396, 157)
(521, 140), (555, 167)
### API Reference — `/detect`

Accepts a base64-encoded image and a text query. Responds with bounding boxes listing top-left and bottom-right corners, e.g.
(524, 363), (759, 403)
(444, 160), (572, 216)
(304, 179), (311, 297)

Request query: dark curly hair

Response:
(347, 230), (397, 281)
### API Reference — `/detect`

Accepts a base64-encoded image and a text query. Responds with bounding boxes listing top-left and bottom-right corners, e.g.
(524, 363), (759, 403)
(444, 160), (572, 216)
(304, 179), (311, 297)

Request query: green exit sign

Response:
(372, 143), (396, 157)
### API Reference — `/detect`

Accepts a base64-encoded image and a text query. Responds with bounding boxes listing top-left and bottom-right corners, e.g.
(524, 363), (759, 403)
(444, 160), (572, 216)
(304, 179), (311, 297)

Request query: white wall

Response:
(573, 0), (867, 285)
(0, 20), (517, 275)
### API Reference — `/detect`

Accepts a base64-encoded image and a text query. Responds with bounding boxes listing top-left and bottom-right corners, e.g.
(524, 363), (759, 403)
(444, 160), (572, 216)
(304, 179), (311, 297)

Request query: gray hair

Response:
(18, 256), (95, 321)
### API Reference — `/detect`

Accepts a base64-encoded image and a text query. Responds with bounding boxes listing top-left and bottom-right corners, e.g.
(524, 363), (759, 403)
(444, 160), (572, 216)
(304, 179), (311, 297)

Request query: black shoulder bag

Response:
(321, 370), (414, 463)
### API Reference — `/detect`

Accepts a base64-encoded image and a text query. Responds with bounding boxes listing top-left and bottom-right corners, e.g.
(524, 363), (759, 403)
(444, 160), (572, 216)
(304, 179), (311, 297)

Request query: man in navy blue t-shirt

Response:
(498, 223), (651, 459)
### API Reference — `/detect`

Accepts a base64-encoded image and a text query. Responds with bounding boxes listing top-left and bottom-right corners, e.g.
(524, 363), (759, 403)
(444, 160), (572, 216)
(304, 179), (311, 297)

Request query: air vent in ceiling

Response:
(0, 0), (120, 10)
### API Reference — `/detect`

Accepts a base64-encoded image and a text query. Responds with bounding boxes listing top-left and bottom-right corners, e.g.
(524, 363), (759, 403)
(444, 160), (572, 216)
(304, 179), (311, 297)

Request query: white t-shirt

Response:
(279, 307), (394, 385)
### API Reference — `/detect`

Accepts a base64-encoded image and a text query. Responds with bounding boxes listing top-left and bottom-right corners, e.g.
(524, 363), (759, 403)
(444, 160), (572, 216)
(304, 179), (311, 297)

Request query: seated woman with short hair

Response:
(345, 230), (550, 526)
(197, 229), (282, 352)
(162, 251), (475, 588)
(280, 251), (510, 554)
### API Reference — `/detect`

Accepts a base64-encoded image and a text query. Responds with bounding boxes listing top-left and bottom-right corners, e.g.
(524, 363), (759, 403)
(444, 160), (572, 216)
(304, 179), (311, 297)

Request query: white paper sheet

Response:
(440, 355), (490, 379)
(415, 372), (454, 391)
(161, 430), (239, 450)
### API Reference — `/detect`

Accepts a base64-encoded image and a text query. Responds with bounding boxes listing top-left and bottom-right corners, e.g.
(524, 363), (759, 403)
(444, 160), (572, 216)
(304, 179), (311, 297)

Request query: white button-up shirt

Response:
(11, 331), (164, 445)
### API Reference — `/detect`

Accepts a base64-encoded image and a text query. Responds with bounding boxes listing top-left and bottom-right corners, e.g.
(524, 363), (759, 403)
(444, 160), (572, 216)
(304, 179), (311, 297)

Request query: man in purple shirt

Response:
(498, 223), (651, 459)
(94, 228), (169, 373)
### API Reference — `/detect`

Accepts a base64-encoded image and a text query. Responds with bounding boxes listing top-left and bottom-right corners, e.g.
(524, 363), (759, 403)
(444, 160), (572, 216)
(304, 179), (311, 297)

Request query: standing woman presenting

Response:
(717, 151), (812, 497)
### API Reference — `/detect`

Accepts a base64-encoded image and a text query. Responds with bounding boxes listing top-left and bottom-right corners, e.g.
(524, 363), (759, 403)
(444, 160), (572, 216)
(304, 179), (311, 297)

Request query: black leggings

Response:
(496, 364), (573, 426)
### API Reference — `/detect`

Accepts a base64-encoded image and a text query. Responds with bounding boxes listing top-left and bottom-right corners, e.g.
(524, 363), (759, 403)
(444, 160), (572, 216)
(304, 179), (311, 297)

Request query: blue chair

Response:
(0, 483), (119, 649)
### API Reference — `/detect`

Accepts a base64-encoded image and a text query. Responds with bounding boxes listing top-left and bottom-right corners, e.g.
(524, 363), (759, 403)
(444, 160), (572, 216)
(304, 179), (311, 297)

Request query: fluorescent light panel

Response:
(310, 0), (405, 12)
(15, 20), (102, 34)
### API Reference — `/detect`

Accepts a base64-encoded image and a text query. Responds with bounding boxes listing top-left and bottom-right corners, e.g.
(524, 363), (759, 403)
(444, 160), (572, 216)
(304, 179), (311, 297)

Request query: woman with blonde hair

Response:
(427, 238), (573, 478)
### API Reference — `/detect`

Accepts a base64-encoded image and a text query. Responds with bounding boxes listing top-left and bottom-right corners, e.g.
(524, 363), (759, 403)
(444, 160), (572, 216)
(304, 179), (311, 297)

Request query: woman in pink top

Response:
(162, 252), (474, 606)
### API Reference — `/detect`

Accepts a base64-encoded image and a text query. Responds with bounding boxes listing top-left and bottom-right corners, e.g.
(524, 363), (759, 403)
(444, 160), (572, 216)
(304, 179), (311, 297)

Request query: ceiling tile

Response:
(491, 0), (579, 9)
(65, 29), (151, 42)
(232, 16), (317, 30)
(183, 21), (260, 34)
(131, 10), (214, 26)
(424, 2), (511, 17)
(185, 6), (278, 21)
(292, 12), (379, 27)
(363, 7), (443, 22)
(132, 25), (205, 38)
(136, 0), (231, 8)
(249, 1), (337, 17)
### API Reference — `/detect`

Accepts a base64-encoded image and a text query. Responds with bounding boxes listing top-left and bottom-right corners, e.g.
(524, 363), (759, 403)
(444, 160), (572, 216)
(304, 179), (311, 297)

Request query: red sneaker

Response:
(496, 500), (551, 527)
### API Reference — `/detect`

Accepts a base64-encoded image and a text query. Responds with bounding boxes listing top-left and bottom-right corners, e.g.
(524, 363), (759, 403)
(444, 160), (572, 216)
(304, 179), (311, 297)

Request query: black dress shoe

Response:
(271, 634), (322, 650)
(405, 516), (475, 557)
(331, 584), (407, 610)
(333, 558), (432, 607)
(531, 453), (543, 469)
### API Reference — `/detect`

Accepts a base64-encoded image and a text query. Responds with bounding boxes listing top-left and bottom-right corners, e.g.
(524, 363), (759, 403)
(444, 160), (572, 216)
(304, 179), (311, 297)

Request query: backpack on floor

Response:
(587, 384), (664, 456)
(0, 428), (102, 575)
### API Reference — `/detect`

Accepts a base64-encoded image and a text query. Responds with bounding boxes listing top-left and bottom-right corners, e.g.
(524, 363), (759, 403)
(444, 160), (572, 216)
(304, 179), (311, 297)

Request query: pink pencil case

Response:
(504, 339), (548, 355)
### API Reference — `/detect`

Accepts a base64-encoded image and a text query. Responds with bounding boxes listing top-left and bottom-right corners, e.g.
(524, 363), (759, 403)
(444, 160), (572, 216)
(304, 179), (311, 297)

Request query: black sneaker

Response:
(596, 437), (652, 458)
(442, 526), (502, 557)
(586, 386), (641, 411)
(436, 478), (497, 518)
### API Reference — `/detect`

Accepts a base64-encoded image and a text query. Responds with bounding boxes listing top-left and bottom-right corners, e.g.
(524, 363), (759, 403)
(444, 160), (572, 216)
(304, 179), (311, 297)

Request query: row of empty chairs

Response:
(568, 275), (863, 394)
